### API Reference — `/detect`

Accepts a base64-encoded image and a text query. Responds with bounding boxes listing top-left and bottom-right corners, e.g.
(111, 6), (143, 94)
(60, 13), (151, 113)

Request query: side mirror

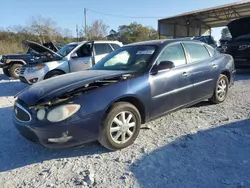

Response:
(71, 52), (78, 58)
(158, 61), (175, 70)
(151, 61), (175, 75)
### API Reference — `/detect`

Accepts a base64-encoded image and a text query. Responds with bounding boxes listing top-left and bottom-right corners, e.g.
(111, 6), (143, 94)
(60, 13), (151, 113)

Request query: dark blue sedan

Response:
(13, 39), (236, 150)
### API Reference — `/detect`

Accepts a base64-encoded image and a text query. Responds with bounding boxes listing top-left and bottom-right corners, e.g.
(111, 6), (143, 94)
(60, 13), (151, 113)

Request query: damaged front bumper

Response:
(13, 112), (102, 148)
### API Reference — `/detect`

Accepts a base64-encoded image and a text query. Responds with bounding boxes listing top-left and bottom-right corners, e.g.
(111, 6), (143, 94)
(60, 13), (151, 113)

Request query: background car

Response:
(191, 36), (217, 48)
(221, 17), (250, 68)
(19, 40), (123, 84)
(13, 39), (235, 150)
(0, 41), (62, 79)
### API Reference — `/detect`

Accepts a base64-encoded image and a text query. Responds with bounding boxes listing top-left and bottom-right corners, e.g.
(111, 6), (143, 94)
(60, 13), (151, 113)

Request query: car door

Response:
(182, 42), (217, 101)
(149, 43), (193, 118)
(94, 43), (113, 63)
(69, 42), (94, 72)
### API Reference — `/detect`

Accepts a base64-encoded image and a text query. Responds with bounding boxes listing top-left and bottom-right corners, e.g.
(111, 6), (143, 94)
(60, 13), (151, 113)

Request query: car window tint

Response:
(184, 43), (210, 63)
(205, 45), (216, 56)
(94, 43), (113, 55)
(110, 43), (121, 50)
(158, 44), (186, 66)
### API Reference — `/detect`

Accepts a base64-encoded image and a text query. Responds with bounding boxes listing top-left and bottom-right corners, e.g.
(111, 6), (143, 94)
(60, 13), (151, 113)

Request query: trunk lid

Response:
(227, 17), (250, 39)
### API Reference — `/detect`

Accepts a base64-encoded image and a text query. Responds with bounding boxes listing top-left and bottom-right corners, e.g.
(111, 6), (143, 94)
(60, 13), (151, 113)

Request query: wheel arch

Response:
(105, 95), (147, 124)
(220, 70), (231, 83)
(44, 69), (66, 78)
(7, 60), (25, 66)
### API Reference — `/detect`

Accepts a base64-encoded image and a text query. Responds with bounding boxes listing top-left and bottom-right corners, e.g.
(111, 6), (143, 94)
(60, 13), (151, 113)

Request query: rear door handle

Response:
(182, 72), (189, 77)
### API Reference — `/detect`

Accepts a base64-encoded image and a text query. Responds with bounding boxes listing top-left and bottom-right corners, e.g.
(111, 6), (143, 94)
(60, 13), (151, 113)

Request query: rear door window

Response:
(205, 45), (216, 56)
(94, 43), (113, 55)
(183, 43), (210, 63)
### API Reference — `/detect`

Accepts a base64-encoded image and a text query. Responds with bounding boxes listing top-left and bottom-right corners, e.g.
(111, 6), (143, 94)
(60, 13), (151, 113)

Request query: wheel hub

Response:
(217, 78), (227, 100)
(110, 111), (136, 144)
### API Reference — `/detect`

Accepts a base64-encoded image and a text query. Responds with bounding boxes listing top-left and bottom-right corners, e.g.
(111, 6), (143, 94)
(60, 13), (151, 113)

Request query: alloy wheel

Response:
(110, 111), (136, 144)
(217, 78), (228, 101)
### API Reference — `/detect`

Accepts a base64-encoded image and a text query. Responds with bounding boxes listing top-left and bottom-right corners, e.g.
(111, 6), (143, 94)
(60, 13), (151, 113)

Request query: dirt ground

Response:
(0, 70), (250, 188)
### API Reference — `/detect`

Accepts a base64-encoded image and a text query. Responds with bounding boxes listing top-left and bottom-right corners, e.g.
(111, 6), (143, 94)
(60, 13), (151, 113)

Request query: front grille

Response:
(14, 103), (32, 122)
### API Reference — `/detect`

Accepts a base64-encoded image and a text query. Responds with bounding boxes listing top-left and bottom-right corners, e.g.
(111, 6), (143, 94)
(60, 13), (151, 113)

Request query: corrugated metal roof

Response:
(159, 0), (250, 28)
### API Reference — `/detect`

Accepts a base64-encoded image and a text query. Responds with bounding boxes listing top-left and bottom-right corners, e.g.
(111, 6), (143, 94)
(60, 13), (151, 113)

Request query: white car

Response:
(19, 40), (123, 84)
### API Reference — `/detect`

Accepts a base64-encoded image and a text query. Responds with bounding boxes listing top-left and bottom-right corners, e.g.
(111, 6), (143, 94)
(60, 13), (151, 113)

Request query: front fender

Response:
(45, 60), (69, 73)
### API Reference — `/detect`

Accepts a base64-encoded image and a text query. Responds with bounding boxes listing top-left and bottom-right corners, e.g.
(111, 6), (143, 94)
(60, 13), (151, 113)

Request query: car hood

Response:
(17, 70), (134, 106)
(227, 17), (250, 39)
(2, 54), (32, 59)
(23, 40), (62, 58)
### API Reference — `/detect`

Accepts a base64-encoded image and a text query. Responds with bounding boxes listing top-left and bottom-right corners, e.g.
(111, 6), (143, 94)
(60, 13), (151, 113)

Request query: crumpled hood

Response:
(23, 40), (62, 59)
(17, 70), (134, 106)
(227, 17), (250, 39)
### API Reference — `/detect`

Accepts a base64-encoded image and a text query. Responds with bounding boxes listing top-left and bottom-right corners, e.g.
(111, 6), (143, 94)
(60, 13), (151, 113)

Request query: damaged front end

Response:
(28, 73), (134, 110)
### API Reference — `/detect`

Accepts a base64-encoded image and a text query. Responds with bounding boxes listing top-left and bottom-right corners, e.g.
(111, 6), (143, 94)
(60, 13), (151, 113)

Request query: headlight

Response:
(47, 104), (80, 123)
(28, 64), (45, 72)
(37, 108), (46, 120)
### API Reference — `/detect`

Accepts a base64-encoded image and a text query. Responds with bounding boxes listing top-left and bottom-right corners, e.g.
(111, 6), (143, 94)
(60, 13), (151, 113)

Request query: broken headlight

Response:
(46, 104), (80, 123)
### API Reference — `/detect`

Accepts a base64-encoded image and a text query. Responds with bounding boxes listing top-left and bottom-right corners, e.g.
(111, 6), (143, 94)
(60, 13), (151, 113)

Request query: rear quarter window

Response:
(183, 43), (210, 63)
(205, 45), (216, 56)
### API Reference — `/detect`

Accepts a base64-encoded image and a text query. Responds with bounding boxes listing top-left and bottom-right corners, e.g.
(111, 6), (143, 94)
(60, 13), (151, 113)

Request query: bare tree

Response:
(85, 20), (109, 40)
(28, 15), (60, 43)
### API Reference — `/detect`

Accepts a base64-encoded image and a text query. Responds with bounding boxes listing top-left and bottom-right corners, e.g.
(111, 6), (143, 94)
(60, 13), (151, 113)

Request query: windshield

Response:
(91, 46), (156, 71)
(56, 44), (78, 57)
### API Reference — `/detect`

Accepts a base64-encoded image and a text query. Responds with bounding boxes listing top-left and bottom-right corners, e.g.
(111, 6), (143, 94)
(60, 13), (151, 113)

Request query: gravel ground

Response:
(0, 69), (250, 188)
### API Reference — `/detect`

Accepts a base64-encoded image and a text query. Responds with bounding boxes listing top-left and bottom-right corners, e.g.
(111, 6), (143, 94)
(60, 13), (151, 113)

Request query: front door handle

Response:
(182, 72), (189, 77)
(212, 64), (217, 69)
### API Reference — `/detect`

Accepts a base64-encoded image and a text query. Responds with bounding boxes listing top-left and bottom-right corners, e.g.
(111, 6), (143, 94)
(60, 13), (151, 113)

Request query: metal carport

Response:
(158, 0), (250, 38)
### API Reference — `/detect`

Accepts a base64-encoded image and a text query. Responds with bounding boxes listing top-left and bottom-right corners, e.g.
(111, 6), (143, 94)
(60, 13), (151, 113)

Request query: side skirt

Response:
(145, 94), (212, 123)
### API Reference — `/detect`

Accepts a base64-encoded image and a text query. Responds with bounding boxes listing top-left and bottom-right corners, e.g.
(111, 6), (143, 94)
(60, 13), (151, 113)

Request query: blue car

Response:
(13, 39), (236, 150)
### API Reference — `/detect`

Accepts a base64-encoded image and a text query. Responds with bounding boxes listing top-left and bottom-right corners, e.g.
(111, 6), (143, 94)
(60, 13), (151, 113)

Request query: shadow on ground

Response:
(131, 119), (250, 188)
(0, 106), (108, 172)
(0, 80), (27, 97)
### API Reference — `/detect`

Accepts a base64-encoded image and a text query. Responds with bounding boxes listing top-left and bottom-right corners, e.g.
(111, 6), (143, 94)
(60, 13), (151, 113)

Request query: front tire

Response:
(98, 102), (141, 150)
(3, 68), (10, 77)
(209, 74), (229, 104)
(9, 64), (22, 79)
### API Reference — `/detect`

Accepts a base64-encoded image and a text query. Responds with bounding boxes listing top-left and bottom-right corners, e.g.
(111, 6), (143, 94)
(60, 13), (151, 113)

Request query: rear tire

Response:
(44, 70), (65, 80)
(9, 64), (22, 79)
(3, 68), (10, 77)
(209, 74), (229, 104)
(98, 102), (141, 150)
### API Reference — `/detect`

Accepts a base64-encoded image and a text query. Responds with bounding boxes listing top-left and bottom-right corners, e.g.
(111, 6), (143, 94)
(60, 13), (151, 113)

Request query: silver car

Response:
(19, 41), (123, 84)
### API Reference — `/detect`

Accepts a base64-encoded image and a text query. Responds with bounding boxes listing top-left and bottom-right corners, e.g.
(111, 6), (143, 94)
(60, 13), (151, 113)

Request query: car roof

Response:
(125, 39), (204, 47)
